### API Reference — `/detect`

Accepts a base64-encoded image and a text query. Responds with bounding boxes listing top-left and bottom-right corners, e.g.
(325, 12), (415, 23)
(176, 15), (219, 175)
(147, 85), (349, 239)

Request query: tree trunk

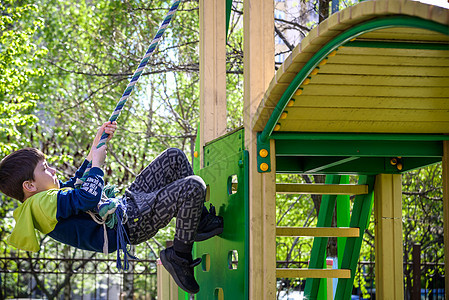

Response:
(319, 0), (330, 23)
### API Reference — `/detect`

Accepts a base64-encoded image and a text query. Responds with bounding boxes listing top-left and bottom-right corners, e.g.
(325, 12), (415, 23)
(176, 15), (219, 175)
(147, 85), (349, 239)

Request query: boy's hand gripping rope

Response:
(75, 0), (180, 188)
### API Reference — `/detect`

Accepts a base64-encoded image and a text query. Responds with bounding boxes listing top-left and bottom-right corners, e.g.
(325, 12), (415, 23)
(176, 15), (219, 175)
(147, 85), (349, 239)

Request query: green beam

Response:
(270, 132), (449, 142)
(345, 40), (449, 50)
(337, 176), (351, 270)
(304, 175), (342, 300)
(335, 176), (376, 299)
(275, 140), (443, 157)
(258, 15), (449, 143)
(276, 157), (442, 175)
(226, 0), (232, 42)
(304, 157), (360, 173)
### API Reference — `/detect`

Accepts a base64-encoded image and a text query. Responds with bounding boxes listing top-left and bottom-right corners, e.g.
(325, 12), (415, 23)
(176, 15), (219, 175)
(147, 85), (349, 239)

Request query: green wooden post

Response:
(193, 129), (249, 299)
(304, 175), (341, 300)
(335, 175), (375, 299)
(337, 175), (350, 268)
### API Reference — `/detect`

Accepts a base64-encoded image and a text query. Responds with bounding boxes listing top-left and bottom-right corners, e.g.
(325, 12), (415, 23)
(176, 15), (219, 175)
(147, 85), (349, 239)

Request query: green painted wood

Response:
(337, 176), (351, 269)
(275, 157), (442, 175)
(226, 0), (232, 41)
(335, 176), (376, 299)
(271, 132), (449, 141)
(304, 175), (341, 300)
(275, 140), (443, 157)
(193, 129), (249, 299)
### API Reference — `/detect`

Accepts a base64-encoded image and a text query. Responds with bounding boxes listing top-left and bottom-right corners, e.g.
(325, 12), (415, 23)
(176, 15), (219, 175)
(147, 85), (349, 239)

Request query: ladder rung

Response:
(276, 227), (360, 237)
(276, 268), (351, 278)
(276, 183), (368, 195)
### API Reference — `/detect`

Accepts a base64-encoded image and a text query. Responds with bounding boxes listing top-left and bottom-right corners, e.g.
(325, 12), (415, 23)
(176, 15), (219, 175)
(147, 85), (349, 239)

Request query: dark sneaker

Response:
(160, 246), (201, 294)
(195, 204), (224, 241)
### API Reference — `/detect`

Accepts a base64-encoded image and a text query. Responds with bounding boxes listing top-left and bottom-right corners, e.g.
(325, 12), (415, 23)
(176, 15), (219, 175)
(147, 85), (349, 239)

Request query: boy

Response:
(0, 122), (223, 294)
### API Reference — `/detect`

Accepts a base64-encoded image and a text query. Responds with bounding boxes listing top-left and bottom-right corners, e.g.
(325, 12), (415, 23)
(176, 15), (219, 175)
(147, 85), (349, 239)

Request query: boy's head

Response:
(0, 148), (59, 202)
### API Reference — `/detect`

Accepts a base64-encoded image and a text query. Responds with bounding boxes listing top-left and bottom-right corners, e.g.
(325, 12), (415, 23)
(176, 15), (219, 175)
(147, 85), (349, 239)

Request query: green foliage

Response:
(0, 1), (47, 155)
(1, 0), (200, 297)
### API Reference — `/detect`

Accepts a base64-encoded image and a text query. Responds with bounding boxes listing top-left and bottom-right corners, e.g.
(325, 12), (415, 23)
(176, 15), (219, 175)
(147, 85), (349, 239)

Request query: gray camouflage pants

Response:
(125, 148), (206, 252)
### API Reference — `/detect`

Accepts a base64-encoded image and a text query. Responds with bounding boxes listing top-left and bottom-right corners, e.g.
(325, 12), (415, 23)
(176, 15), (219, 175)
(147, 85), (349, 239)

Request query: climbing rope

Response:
(75, 0), (180, 188)
(72, 0), (181, 270)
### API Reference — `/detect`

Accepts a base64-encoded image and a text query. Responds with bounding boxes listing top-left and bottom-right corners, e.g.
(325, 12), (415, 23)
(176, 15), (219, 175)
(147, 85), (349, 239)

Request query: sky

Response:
(416, 0), (449, 8)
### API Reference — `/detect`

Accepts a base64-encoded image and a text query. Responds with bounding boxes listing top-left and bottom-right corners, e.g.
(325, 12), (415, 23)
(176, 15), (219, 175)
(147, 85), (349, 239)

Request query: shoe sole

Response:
(195, 227), (224, 242)
(160, 250), (200, 294)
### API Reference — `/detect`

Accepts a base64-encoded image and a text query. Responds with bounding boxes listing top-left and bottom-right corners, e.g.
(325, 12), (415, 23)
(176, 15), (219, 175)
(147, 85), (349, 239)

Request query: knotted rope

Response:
(75, 0), (180, 188)
(72, 0), (180, 270)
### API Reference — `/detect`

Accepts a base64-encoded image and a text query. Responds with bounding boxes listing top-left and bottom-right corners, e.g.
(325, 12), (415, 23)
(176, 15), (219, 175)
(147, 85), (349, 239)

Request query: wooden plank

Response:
(277, 268), (351, 279)
(318, 63), (449, 76)
(430, 4), (449, 25)
(308, 74), (449, 86)
(243, 0), (275, 299)
(328, 54), (449, 67)
(357, 29), (449, 42)
(284, 107), (449, 122)
(199, 0), (227, 160)
(344, 0), (377, 24)
(374, 174), (404, 300)
(299, 84), (449, 97)
(276, 183), (368, 195)
(337, 47), (449, 58)
(289, 96), (449, 109)
(276, 119), (449, 134)
(377, 0), (401, 15)
(276, 227), (360, 237)
(356, 26), (446, 36)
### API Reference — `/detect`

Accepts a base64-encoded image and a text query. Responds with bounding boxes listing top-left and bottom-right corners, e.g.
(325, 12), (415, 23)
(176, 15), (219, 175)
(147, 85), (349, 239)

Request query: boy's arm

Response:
(86, 121), (117, 163)
(57, 167), (105, 218)
(57, 140), (108, 218)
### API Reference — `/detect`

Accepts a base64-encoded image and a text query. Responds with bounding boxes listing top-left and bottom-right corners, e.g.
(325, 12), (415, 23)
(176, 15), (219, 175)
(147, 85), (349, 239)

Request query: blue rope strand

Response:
(74, 0), (180, 189)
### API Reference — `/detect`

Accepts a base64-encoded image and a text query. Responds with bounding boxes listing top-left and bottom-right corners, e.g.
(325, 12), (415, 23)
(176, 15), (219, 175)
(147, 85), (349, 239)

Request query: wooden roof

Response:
(253, 0), (449, 137)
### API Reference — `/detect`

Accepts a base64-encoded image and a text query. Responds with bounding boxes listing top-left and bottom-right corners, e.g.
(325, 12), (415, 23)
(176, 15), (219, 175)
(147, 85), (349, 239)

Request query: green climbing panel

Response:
(188, 128), (249, 299)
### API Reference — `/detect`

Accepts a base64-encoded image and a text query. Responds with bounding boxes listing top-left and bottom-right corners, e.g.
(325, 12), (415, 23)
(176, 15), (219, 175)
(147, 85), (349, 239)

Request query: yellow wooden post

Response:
(157, 259), (179, 300)
(326, 259), (334, 300)
(374, 174), (404, 299)
(199, 0), (227, 167)
(243, 0), (275, 298)
(443, 140), (449, 300)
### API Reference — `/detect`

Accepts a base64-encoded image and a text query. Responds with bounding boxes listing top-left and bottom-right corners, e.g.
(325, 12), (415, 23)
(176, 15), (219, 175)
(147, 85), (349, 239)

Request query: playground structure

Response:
(157, 0), (449, 299)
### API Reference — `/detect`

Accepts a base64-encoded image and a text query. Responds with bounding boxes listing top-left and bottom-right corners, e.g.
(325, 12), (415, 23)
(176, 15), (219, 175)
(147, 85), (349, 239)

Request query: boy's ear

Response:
(23, 180), (37, 193)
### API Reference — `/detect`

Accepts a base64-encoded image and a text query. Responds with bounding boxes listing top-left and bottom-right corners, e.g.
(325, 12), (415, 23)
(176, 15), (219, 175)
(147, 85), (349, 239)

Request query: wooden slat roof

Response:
(252, 0), (449, 136)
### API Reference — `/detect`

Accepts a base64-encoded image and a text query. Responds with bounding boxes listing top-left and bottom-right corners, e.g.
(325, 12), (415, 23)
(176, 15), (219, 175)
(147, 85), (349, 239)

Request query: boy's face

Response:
(31, 160), (60, 192)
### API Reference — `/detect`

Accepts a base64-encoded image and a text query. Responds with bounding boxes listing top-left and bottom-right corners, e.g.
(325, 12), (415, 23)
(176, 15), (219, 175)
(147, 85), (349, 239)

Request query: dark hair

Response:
(0, 148), (45, 202)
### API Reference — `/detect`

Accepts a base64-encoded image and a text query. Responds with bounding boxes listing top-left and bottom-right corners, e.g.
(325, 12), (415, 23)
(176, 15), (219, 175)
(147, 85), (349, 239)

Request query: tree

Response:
(0, 1), (46, 156)
(1, 0), (201, 297)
